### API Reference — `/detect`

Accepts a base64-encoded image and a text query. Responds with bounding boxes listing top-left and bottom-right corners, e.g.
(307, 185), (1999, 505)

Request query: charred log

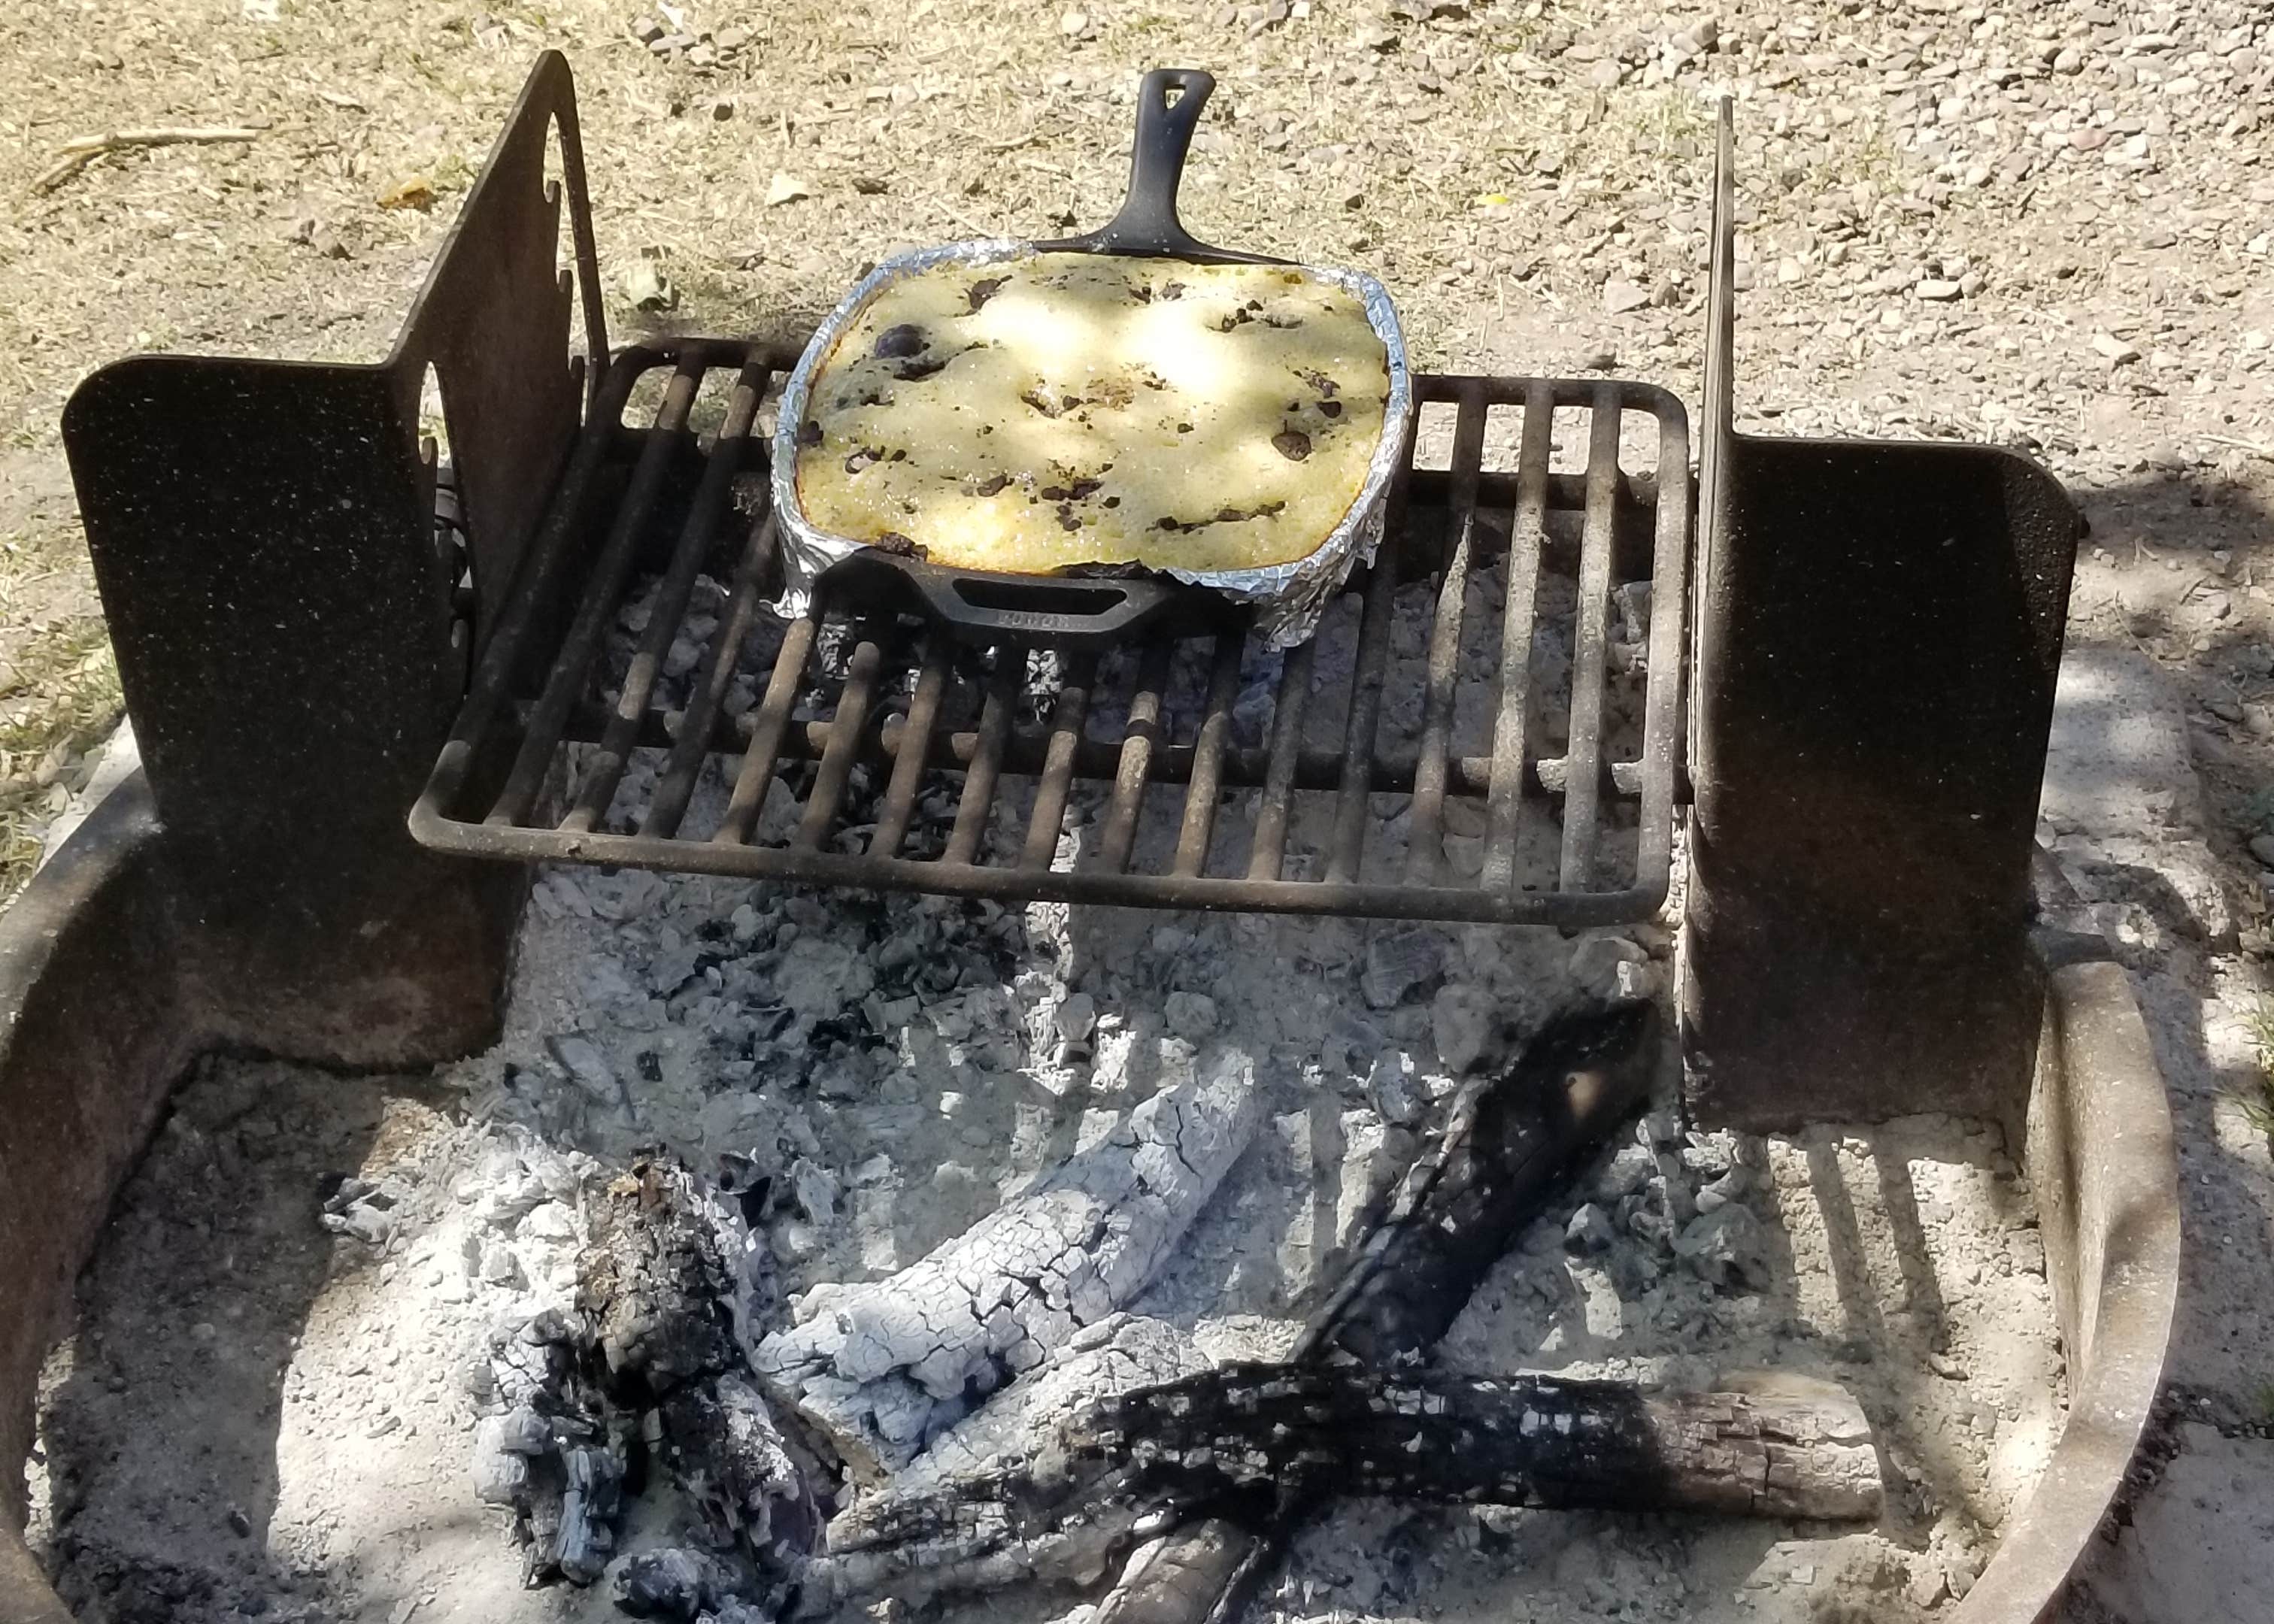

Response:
(756, 1050), (1261, 1478)
(1078, 1364), (1882, 1522)
(1094, 1001), (1661, 1624)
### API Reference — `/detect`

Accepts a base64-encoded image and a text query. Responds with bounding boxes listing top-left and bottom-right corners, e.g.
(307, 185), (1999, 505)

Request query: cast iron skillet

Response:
(805, 69), (1374, 650)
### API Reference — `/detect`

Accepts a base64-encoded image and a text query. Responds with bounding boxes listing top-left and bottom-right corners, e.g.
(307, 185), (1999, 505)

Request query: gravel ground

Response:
(5, 0), (2274, 1616)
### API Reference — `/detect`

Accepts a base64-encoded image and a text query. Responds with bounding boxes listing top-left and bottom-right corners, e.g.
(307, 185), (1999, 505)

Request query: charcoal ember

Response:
(607, 1546), (754, 1618)
(1360, 927), (1443, 1009)
(1674, 1202), (1772, 1290)
(658, 1374), (820, 1555)
(583, 1160), (740, 1389)
(556, 1444), (626, 1582)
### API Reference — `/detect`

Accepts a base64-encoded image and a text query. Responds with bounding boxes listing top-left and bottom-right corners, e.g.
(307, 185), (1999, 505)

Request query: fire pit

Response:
(2, 52), (2176, 1624)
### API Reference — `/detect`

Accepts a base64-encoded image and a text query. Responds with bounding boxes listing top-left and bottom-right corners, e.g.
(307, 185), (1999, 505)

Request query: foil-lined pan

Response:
(769, 243), (1409, 650)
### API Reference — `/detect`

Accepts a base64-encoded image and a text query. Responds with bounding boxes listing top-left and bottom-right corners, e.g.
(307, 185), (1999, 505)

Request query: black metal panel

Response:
(1680, 100), (2084, 1129)
(58, 53), (601, 1066)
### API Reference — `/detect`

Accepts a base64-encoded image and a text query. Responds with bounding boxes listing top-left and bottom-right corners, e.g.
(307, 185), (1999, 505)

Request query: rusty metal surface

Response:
(0, 779), (193, 1538)
(1679, 100), (2084, 1129)
(415, 362), (1693, 926)
(59, 53), (604, 1065)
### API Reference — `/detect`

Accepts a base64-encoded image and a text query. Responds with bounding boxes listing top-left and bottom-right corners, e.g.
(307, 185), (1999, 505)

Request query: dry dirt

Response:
(5, 0), (2274, 1617)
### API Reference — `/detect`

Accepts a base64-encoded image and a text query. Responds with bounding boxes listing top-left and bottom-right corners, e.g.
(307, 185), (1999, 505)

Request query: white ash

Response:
(26, 841), (2061, 1624)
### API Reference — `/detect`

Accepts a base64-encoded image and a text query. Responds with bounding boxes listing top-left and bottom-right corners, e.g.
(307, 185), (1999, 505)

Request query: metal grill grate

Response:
(413, 339), (1691, 925)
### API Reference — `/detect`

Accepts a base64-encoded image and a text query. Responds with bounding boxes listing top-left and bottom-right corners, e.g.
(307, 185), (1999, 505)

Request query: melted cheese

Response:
(793, 253), (1388, 575)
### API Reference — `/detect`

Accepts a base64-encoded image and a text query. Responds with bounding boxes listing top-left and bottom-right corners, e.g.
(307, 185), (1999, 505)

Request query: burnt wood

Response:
(1078, 1365), (1881, 1522)
(1094, 999), (1660, 1624)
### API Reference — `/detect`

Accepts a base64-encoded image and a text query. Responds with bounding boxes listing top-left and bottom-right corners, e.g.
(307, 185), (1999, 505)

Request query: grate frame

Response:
(412, 339), (1691, 926)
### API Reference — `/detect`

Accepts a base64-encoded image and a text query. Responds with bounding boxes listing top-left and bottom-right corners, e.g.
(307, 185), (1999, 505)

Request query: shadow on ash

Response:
(3, 50), (2175, 1624)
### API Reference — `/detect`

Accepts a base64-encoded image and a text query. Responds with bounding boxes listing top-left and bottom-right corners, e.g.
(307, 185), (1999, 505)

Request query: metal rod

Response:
(713, 612), (819, 846)
(562, 356), (768, 834)
(1096, 642), (1173, 874)
(869, 644), (949, 858)
(1173, 632), (1248, 880)
(1403, 383), (1489, 886)
(643, 510), (779, 840)
(1327, 416), (1416, 885)
(794, 625), (887, 850)
(414, 351), (650, 823)
(1483, 381), (1552, 891)
(945, 658), (1020, 867)
(1560, 384), (1623, 892)
(488, 352), (706, 826)
(1020, 653), (1096, 871)
(426, 814), (1672, 927)
(1246, 638), (1316, 883)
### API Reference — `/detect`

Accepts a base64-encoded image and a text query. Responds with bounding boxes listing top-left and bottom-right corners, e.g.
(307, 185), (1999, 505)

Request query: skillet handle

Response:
(1048, 68), (1238, 261)
(822, 551), (1196, 651)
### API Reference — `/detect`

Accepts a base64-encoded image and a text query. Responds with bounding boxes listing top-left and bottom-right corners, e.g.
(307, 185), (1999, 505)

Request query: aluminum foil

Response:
(769, 238), (1413, 650)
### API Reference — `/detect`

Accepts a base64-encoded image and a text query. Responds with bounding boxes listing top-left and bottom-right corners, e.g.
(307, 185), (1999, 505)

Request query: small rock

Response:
(1673, 1203), (1771, 1291)
(1602, 279), (1652, 314)
(547, 1034), (621, 1104)
(631, 17), (665, 41)
(1354, 18), (1398, 50)
(226, 1506), (253, 1538)
(1568, 935), (1648, 1001)
(1581, 347), (1618, 371)
(766, 171), (811, 207)
(1945, 1552), (1981, 1600)
(477, 1240), (522, 1287)
(1915, 277), (1963, 301)
(1361, 927), (1443, 1008)
(2141, 226), (2177, 250)
(1060, 9), (1088, 35)
(1593, 1143), (1657, 1201)
(1430, 983), (1499, 1074)
(1054, 992), (1098, 1042)
(710, 98), (736, 122)
(2090, 332), (2141, 364)
(1164, 990), (1220, 1041)
(1907, 1564), (1949, 1607)
(714, 24), (750, 51)
(2052, 45), (2082, 74)
(2247, 834), (2274, 869)
(790, 1157), (840, 1226)
(623, 258), (675, 313)
(1564, 1202), (1616, 1253)
(1368, 1050), (1427, 1126)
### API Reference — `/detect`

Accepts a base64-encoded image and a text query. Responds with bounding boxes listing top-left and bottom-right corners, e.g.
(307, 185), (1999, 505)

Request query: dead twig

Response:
(30, 125), (265, 194)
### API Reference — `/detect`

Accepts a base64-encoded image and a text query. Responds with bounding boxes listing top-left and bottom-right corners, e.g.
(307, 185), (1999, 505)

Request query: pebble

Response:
(1602, 279), (1652, 314)
(1368, 1050), (1427, 1126)
(1915, 277), (1963, 301)
(2245, 834), (2274, 869)
(2090, 332), (2142, 364)
(1564, 1202), (1616, 1253)
(1568, 935), (1648, 1002)
(1054, 992), (1098, 1043)
(547, 1034), (622, 1104)
(1430, 983), (1499, 1074)
(1060, 9), (1087, 35)
(1361, 928), (1443, 1008)
(1164, 990), (1220, 1041)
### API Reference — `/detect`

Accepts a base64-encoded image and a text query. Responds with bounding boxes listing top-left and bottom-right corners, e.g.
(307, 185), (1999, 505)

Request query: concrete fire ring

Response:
(0, 774), (2180, 1623)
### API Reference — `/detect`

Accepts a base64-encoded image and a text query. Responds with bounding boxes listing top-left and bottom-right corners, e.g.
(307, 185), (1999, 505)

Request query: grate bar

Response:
(490, 353), (705, 827)
(642, 509), (779, 841)
(1482, 381), (1552, 891)
(793, 623), (887, 850)
(944, 661), (1019, 867)
(1326, 446), (1412, 883)
(869, 644), (950, 858)
(563, 357), (769, 834)
(714, 611), (818, 847)
(1559, 385), (1622, 891)
(1096, 642), (1174, 874)
(1021, 654), (1097, 870)
(1173, 633), (1247, 880)
(1247, 638), (1316, 882)
(1403, 383), (1489, 886)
